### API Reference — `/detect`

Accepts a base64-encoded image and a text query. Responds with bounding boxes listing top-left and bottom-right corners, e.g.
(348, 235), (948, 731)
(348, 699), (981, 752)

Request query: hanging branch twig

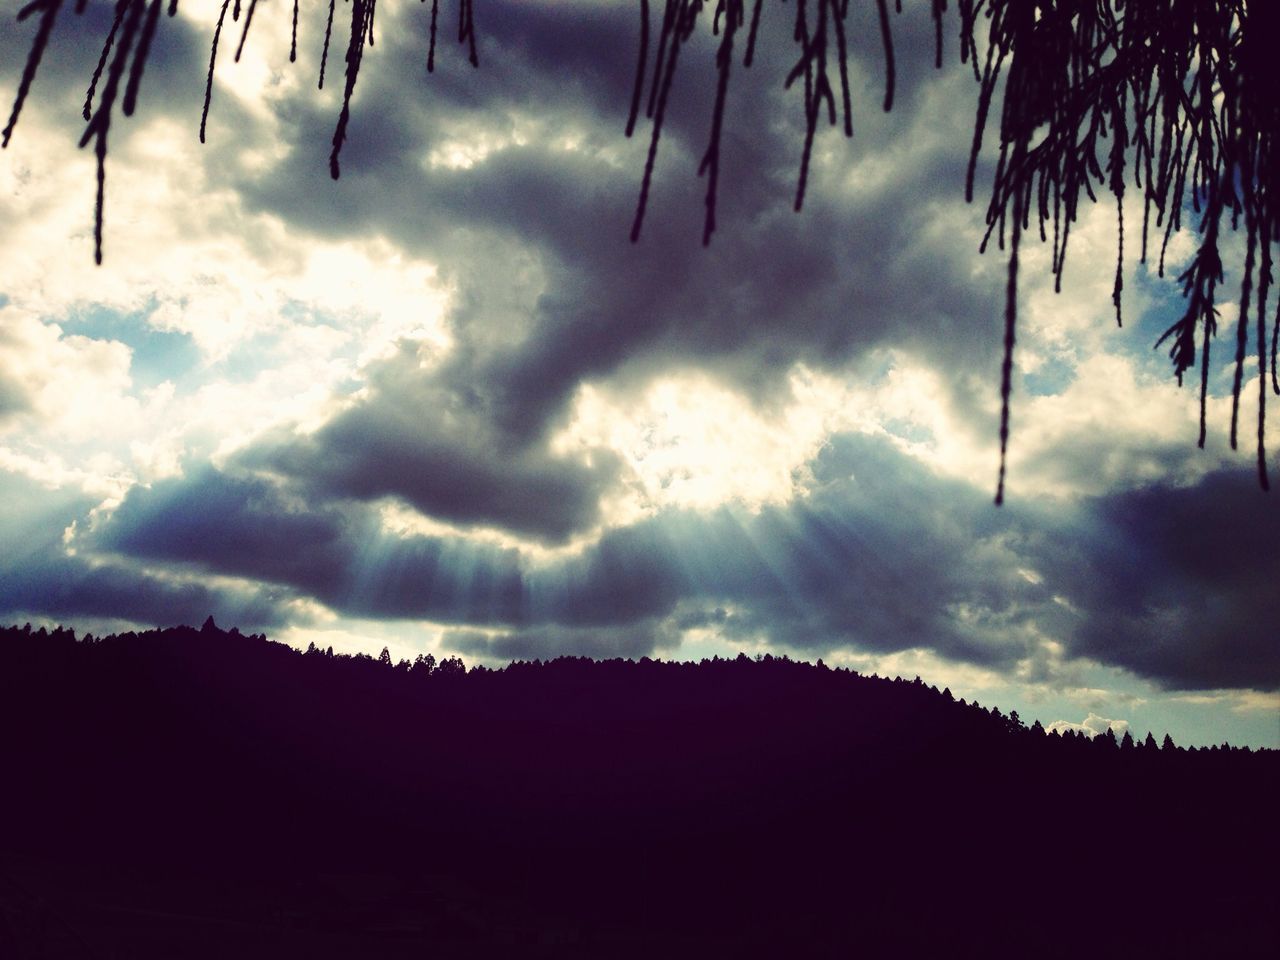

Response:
(330, 0), (376, 179)
(698, 0), (741, 245)
(625, 0), (650, 138)
(233, 0), (260, 63)
(200, 0), (231, 142)
(2, 0), (65, 148)
(78, 0), (145, 265)
(319, 0), (336, 88)
(3, 0), (1275, 493)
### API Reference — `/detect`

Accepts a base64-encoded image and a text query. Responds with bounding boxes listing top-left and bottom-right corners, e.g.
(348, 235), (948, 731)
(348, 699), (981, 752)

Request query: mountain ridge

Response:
(1, 620), (1276, 957)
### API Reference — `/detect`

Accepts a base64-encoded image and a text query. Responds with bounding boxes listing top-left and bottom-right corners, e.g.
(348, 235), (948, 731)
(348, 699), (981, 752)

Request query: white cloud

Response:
(1046, 712), (1129, 739)
(1, 89), (452, 504)
(558, 365), (859, 519)
(823, 645), (1012, 700)
(0, 308), (140, 446)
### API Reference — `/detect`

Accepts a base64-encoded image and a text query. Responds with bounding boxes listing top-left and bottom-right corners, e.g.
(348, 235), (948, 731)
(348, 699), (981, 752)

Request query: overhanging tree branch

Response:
(3, 0), (1275, 495)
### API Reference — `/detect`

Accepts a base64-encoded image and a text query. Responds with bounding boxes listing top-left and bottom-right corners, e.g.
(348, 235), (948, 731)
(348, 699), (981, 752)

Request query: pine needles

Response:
(2, 0), (65, 150)
(78, 0), (149, 265)
(620, 0), (1274, 496)
(963, 0), (1275, 494)
(2, 1), (1275, 494)
(329, 0), (376, 180)
(625, 0), (866, 244)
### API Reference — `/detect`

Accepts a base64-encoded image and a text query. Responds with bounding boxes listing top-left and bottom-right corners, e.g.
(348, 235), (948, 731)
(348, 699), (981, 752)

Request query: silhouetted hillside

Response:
(1, 621), (1276, 957)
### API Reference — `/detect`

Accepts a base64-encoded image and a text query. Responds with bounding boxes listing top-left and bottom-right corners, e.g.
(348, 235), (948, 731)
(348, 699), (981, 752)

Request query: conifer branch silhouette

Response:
(233, 0), (259, 63)
(84, 1), (125, 122)
(319, 0), (336, 88)
(425, 0), (439, 73)
(329, 0), (375, 180)
(80, 0), (146, 264)
(122, 0), (164, 117)
(2, 0), (64, 149)
(3, 0), (1275, 494)
(624, 0), (649, 138)
(200, 0), (231, 142)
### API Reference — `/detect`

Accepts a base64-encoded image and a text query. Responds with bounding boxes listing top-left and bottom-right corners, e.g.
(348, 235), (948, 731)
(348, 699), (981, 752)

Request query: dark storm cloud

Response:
(0, 471), (288, 631)
(592, 433), (1050, 667)
(83, 436), (1040, 668)
(253, 342), (623, 544)
(0, 552), (288, 631)
(99, 465), (353, 597)
(1040, 470), (1280, 691)
(70, 434), (1278, 694)
(228, 0), (1004, 479)
(91, 465), (530, 624)
(521, 444), (1277, 694)
(104, 433), (1042, 663)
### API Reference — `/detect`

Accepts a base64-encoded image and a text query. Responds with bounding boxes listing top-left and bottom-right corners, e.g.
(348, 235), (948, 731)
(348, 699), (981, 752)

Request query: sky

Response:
(1, 0), (1277, 748)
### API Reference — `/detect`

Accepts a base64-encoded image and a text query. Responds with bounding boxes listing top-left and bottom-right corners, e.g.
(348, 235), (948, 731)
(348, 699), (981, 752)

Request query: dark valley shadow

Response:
(0, 619), (1276, 957)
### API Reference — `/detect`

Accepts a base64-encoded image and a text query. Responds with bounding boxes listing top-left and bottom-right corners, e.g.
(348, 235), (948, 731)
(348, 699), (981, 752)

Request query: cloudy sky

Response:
(2, 0), (1276, 747)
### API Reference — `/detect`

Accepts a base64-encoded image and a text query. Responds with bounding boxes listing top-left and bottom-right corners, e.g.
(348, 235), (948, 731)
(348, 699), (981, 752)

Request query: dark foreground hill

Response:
(1, 621), (1276, 958)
